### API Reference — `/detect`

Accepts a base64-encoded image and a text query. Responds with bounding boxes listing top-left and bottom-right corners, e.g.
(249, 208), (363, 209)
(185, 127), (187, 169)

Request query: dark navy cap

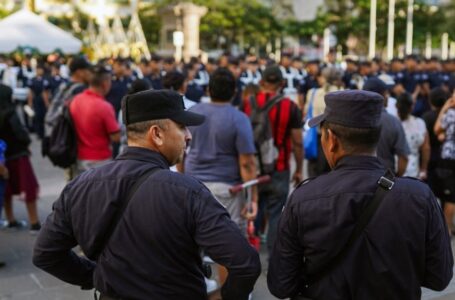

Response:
(122, 90), (205, 126)
(363, 77), (389, 94)
(308, 90), (384, 128)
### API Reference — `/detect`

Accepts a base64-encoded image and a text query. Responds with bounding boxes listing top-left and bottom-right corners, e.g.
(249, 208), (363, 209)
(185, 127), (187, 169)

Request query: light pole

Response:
(450, 42), (455, 59)
(323, 27), (330, 62)
(405, 0), (414, 55)
(442, 33), (449, 61)
(387, 0), (395, 61)
(425, 33), (432, 59)
(173, 31), (184, 63)
(369, 0), (377, 59)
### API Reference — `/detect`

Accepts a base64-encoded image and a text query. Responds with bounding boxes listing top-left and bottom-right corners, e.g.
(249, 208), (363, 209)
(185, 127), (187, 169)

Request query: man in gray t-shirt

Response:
(180, 68), (258, 289)
(181, 68), (258, 228)
(377, 109), (410, 174)
(364, 77), (410, 175)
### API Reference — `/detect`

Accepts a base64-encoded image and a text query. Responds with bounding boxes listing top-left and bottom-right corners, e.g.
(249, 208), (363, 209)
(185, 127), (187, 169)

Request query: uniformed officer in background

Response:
(33, 90), (261, 300)
(268, 90), (453, 300)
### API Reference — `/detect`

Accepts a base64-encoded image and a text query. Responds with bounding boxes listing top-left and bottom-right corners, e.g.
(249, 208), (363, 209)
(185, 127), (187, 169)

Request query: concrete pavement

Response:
(1, 137), (454, 299)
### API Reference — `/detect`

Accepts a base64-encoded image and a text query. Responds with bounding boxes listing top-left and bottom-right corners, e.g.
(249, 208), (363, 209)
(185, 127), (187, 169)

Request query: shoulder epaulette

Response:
(295, 176), (317, 189)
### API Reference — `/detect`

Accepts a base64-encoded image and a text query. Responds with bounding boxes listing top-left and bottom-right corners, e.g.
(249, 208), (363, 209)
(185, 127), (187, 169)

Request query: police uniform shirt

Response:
(106, 75), (133, 116)
(49, 75), (66, 98)
(33, 147), (260, 300)
(388, 70), (405, 87)
(18, 65), (35, 87)
(185, 80), (204, 103)
(194, 67), (210, 91)
(402, 70), (423, 94)
(268, 155), (453, 299)
(27, 76), (49, 106)
(428, 71), (448, 90)
(239, 70), (262, 86)
(147, 73), (163, 91)
(300, 74), (319, 96)
(280, 66), (299, 93)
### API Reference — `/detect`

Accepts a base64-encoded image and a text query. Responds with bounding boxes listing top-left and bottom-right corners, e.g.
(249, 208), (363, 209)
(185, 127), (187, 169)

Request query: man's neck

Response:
(89, 86), (104, 96)
(211, 98), (230, 105)
(261, 87), (279, 94)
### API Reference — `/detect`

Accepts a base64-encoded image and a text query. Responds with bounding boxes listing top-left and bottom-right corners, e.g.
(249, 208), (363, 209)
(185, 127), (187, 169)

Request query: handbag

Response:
(304, 89), (318, 160)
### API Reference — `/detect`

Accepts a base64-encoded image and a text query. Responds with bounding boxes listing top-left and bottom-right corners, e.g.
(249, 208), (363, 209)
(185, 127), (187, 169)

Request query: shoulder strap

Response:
(95, 167), (160, 259)
(307, 169), (395, 285)
(262, 93), (285, 113)
(249, 95), (258, 111)
(306, 88), (317, 119)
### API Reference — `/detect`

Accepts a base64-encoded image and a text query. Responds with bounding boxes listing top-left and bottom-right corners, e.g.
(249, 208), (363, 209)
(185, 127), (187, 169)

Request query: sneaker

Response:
(7, 220), (27, 230)
(205, 278), (218, 293)
(29, 223), (41, 235)
(0, 219), (8, 229)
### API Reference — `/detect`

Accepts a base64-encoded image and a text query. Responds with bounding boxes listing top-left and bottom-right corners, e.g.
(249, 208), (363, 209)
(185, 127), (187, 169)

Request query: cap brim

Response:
(171, 111), (206, 126)
(308, 113), (328, 128)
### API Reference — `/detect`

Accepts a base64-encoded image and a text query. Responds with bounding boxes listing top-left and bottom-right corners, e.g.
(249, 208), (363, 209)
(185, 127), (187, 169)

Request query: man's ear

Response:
(327, 128), (339, 153)
(148, 125), (164, 147)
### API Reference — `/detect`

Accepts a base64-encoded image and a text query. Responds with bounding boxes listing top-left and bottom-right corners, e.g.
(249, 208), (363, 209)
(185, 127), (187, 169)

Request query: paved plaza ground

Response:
(1, 137), (455, 299)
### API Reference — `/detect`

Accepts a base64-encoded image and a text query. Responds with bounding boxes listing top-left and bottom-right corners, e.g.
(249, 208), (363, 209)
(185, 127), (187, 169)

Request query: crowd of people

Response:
(0, 50), (455, 298)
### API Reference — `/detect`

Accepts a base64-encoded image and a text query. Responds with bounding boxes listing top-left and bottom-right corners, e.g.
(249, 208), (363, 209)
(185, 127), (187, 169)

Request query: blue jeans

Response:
(258, 170), (290, 254)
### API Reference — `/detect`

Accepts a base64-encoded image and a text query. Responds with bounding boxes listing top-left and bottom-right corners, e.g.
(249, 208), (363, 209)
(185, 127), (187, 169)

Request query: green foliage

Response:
(285, 0), (447, 55)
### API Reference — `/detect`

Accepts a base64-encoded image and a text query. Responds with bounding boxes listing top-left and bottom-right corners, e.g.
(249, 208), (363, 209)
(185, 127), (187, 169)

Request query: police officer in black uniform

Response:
(33, 90), (261, 300)
(267, 90), (453, 300)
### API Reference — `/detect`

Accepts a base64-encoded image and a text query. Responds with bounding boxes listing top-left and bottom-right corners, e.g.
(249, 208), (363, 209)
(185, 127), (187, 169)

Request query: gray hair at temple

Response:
(321, 67), (343, 86)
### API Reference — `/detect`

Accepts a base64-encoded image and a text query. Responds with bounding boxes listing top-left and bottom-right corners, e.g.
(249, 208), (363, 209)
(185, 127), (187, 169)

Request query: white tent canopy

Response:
(0, 9), (82, 54)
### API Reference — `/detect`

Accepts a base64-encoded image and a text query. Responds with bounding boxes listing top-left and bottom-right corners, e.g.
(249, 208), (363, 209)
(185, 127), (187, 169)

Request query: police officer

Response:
(267, 90), (453, 299)
(33, 90), (261, 300)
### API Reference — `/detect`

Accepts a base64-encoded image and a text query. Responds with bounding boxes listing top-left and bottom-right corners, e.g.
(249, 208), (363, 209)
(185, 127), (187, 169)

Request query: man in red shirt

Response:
(70, 66), (120, 175)
(242, 65), (303, 255)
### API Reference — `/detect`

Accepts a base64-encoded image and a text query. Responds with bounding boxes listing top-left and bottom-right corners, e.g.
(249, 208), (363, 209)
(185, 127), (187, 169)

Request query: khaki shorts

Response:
(203, 182), (247, 235)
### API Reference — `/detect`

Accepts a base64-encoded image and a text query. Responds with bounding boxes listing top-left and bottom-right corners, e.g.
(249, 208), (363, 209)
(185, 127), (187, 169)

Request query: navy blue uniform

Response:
(33, 147), (260, 300)
(268, 156), (453, 299)
(27, 77), (49, 139)
(106, 76), (133, 116)
(299, 74), (319, 99)
(185, 81), (204, 103)
(48, 75), (66, 98)
(147, 73), (163, 91)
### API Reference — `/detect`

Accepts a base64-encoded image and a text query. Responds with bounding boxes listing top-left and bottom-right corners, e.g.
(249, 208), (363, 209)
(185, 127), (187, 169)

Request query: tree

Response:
(284, 0), (447, 57)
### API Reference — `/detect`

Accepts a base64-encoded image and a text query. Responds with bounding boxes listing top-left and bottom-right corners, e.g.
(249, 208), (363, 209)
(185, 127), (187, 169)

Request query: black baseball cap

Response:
(69, 56), (92, 74)
(122, 90), (205, 126)
(262, 65), (283, 83)
(308, 90), (383, 128)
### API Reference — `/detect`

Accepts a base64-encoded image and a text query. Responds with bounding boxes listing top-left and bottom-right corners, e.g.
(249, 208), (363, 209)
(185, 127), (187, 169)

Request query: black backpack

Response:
(249, 94), (285, 174)
(47, 100), (77, 168)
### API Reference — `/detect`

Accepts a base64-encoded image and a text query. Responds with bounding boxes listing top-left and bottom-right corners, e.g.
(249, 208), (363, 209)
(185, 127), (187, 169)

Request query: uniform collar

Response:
(116, 146), (170, 169)
(333, 155), (384, 171)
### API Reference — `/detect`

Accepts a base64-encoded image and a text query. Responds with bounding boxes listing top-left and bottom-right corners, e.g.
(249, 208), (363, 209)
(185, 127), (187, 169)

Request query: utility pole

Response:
(405, 0), (414, 55)
(387, 0), (395, 60)
(369, 0), (377, 59)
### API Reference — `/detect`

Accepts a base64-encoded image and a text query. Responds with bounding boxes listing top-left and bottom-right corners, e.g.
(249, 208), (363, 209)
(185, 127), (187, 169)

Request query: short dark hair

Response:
(163, 71), (185, 91)
(429, 87), (449, 108)
(128, 79), (151, 95)
(209, 68), (236, 102)
(322, 121), (381, 154)
(396, 92), (413, 120)
(90, 65), (111, 87)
